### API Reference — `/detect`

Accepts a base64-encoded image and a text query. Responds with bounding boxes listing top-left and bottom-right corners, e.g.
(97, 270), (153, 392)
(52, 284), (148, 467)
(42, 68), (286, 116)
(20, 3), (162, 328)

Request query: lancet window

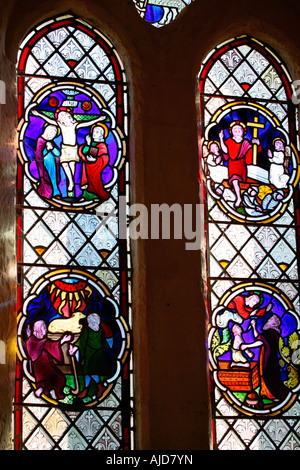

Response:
(14, 14), (133, 450)
(198, 36), (300, 450)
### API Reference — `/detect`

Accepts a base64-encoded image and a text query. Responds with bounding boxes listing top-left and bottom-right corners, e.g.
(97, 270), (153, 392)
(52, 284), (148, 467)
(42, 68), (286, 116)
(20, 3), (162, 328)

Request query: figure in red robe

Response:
(79, 123), (109, 201)
(26, 320), (72, 400)
(219, 122), (260, 207)
(227, 292), (267, 320)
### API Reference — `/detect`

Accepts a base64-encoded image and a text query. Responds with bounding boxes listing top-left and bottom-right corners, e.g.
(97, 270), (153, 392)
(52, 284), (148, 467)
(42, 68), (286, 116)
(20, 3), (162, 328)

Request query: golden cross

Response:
(247, 116), (265, 165)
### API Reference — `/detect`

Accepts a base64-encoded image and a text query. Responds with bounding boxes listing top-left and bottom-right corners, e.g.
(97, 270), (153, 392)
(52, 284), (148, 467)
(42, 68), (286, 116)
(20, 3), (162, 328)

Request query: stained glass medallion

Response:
(132, 0), (194, 27)
(209, 283), (300, 416)
(18, 269), (130, 407)
(15, 15), (133, 450)
(18, 82), (125, 210)
(198, 36), (300, 449)
(202, 102), (300, 223)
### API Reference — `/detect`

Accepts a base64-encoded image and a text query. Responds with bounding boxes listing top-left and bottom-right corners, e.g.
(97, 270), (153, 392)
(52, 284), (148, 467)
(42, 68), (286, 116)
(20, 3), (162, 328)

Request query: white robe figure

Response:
(207, 152), (228, 183)
(268, 150), (289, 189)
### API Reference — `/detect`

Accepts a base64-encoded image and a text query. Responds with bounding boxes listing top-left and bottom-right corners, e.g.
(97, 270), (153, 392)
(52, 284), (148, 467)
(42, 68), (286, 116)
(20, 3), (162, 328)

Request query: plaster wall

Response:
(0, 0), (299, 450)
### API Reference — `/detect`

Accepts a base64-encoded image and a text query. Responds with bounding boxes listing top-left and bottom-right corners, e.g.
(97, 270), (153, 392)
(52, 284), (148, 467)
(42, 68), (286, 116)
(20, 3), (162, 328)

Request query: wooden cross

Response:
(247, 116), (265, 165)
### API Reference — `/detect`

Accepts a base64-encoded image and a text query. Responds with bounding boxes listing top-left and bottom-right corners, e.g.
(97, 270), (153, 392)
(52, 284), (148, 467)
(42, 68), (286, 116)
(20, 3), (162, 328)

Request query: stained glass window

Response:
(132, 0), (194, 27)
(14, 14), (134, 450)
(198, 35), (300, 450)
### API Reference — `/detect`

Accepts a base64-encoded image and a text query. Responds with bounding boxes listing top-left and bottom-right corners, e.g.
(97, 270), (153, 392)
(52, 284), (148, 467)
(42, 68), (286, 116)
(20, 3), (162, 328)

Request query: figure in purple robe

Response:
(35, 125), (61, 199)
(26, 320), (72, 400)
(241, 315), (289, 402)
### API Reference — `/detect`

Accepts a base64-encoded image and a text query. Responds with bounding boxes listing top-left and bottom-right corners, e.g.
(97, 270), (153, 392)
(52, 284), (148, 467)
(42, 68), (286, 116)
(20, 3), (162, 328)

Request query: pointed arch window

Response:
(198, 36), (300, 450)
(14, 14), (134, 450)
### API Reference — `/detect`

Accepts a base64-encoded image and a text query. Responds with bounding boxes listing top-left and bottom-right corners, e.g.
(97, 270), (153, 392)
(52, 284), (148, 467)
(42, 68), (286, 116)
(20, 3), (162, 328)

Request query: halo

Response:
(208, 140), (220, 150)
(272, 136), (285, 146)
(55, 106), (73, 119)
(91, 122), (109, 138)
(43, 122), (61, 136)
(229, 120), (247, 134)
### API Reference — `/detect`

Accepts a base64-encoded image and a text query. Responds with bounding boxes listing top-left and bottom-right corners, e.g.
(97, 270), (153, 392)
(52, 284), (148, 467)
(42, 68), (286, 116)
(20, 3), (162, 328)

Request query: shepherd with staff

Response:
(68, 312), (116, 403)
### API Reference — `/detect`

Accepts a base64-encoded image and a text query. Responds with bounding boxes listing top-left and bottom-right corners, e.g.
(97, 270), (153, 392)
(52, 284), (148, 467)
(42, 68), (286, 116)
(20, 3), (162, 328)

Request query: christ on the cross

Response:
(32, 106), (106, 194)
